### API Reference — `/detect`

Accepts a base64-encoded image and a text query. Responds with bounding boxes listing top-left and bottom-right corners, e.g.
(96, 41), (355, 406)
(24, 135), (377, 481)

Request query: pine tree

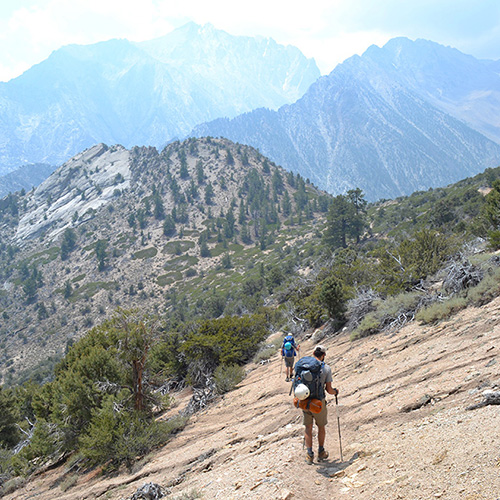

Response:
(60, 228), (77, 260)
(153, 193), (165, 220)
(196, 160), (205, 185)
(95, 240), (108, 271)
(179, 150), (189, 179)
(205, 182), (215, 205)
(163, 215), (176, 237)
(226, 148), (235, 166)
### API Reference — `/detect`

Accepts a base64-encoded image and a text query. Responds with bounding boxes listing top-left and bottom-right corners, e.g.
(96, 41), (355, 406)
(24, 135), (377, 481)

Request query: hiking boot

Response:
(318, 449), (329, 460)
(305, 452), (314, 465)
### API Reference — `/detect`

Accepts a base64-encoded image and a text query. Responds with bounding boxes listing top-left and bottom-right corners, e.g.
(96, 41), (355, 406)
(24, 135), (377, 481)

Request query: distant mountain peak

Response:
(0, 26), (320, 175)
(192, 37), (500, 200)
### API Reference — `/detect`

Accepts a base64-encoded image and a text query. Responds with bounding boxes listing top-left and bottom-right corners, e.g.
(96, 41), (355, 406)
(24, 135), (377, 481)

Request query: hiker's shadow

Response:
(316, 454), (355, 477)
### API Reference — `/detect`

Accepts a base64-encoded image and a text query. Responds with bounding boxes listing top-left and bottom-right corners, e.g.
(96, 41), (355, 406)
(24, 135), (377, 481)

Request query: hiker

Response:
(281, 334), (299, 382)
(297, 344), (338, 464)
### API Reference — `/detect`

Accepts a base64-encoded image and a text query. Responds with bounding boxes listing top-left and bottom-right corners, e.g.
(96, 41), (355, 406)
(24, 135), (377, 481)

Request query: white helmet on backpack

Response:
(294, 383), (310, 400)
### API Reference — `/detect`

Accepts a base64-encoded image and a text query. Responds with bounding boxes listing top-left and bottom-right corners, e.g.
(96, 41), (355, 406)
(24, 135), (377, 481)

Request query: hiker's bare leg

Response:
(317, 425), (326, 448)
(305, 424), (313, 448)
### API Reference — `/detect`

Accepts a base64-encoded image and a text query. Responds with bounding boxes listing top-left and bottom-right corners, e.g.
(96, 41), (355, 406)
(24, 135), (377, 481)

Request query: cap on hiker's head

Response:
(314, 345), (327, 356)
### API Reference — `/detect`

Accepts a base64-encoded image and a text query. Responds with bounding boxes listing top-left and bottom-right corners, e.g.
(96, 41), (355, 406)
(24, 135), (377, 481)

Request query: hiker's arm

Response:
(325, 382), (338, 396)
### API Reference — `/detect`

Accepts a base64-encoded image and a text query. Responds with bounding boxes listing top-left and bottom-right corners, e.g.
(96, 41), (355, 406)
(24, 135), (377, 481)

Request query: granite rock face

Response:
(15, 144), (132, 241)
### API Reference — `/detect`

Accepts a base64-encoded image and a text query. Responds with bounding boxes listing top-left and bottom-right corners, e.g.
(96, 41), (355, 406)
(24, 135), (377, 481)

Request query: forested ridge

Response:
(1, 138), (500, 494)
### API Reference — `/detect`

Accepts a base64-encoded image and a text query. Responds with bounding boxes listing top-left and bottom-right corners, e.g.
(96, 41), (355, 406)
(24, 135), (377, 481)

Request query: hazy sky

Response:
(1, 0), (500, 82)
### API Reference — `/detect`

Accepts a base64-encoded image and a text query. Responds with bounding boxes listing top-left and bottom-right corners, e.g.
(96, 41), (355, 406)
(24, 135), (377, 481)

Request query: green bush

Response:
(185, 268), (197, 278)
(351, 313), (380, 340)
(487, 230), (500, 250)
(465, 267), (500, 306)
(183, 314), (269, 369)
(351, 291), (424, 339)
(133, 247), (158, 260)
(319, 274), (347, 320)
(253, 346), (277, 363)
(0, 476), (26, 497)
(415, 297), (467, 325)
(0, 446), (13, 484)
(79, 395), (173, 470)
(214, 364), (246, 394)
(17, 420), (62, 463)
(302, 290), (326, 328)
(59, 474), (78, 492)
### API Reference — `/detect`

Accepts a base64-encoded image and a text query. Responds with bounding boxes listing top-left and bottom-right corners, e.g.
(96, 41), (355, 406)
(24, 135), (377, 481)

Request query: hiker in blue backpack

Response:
(281, 334), (299, 382)
(296, 344), (338, 464)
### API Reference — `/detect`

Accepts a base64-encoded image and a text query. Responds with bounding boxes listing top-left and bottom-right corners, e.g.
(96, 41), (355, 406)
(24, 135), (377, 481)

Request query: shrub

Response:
(59, 474), (78, 492)
(351, 291), (426, 339)
(319, 274), (347, 322)
(183, 314), (269, 369)
(0, 446), (13, 486)
(488, 230), (500, 250)
(79, 396), (173, 470)
(351, 313), (380, 340)
(302, 289), (326, 328)
(17, 420), (62, 463)
(133, 247), (158, 260)
(213, 364), (245, 394)
(415, 296), (467, 325)
(253, 346), (276, 363)
(465, 266), (500, 306)
(171, 490), (202, 500)
(0, 476), (26, 497)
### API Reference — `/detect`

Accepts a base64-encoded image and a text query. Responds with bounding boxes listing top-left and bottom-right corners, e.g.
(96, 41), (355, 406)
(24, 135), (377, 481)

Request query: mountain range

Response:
(192, 37), (500, 200)
(2, 30), (500, 201)
(0, 23), (319, 175)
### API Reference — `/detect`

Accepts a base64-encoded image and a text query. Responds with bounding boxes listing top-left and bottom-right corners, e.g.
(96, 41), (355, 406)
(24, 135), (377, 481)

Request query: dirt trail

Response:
(6, 297), (500, 500)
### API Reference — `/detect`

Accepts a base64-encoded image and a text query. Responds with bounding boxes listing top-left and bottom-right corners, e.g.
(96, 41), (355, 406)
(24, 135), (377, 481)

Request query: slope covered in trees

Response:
(2, 138), (500, 491)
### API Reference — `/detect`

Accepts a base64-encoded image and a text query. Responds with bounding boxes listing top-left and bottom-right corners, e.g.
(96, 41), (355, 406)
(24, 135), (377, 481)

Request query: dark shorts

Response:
(284, 356), (294, 368)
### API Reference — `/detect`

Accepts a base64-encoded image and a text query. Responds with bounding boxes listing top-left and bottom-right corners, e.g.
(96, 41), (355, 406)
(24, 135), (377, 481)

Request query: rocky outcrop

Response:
(15, 144), (131, 241)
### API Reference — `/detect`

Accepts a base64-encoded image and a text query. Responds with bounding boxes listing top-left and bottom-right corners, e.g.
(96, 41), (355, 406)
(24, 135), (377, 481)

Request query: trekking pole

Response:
(280, 354), (283, 376)
(335, 394), (344, 462)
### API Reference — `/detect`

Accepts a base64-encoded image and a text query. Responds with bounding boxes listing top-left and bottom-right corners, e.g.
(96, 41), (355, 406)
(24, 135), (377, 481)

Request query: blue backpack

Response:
(282, 335), (296, 357)
(290, 356), (325, 400)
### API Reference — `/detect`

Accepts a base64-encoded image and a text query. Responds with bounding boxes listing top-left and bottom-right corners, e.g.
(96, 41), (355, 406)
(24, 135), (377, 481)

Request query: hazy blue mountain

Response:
(0, 23), (320, 176)
(0, 163), (56, 198)
(361, 38), (500, 144)
(192, 38), (500, 200)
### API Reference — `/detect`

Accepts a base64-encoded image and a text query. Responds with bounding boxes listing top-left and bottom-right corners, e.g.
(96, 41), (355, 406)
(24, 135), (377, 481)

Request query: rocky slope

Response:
(5, 292), (500, 500)
(192, 38), (500, 201)
(0, 137), (328, 383)
(0, 23), (320, 175)
(365, 37), (500, 144)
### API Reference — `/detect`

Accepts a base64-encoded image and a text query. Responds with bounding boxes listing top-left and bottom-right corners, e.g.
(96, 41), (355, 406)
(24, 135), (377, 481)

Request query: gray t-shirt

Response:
(320, 362), (333, 388)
